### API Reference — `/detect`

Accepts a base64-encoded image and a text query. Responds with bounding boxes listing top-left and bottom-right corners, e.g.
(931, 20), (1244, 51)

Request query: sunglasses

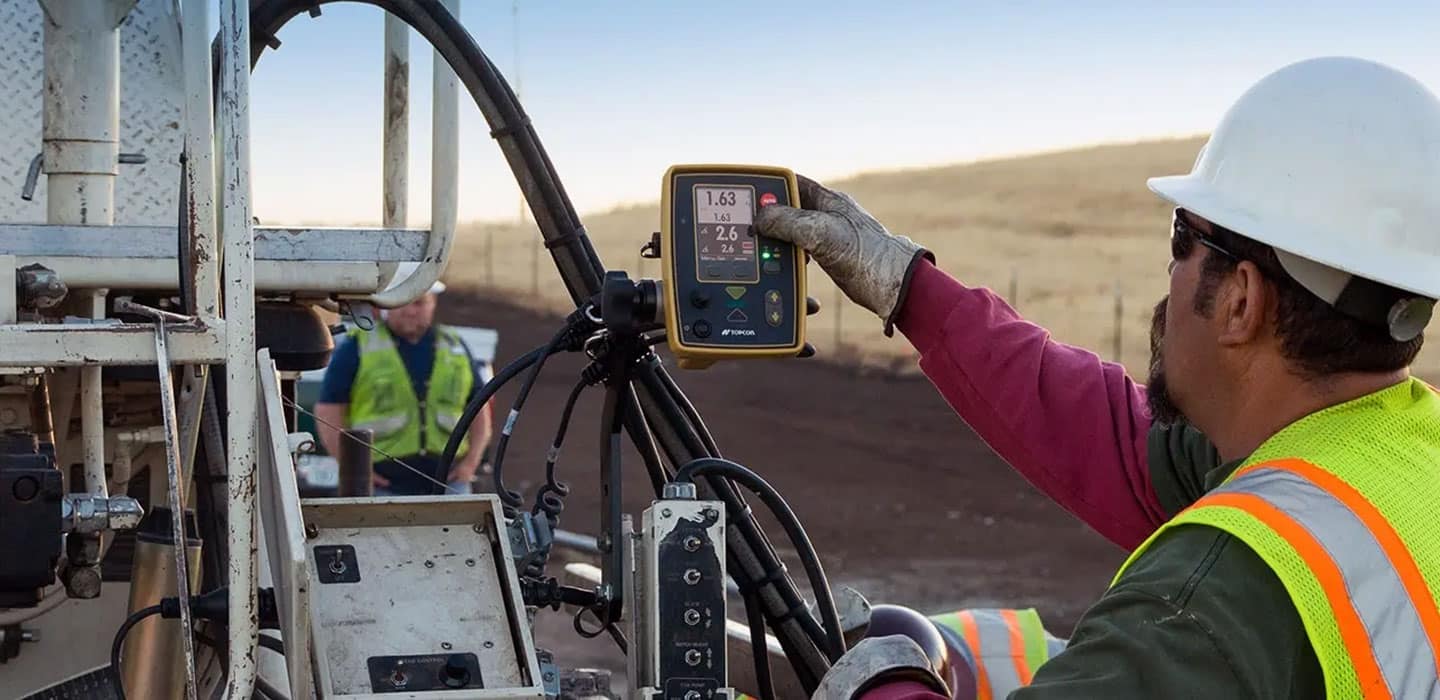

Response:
(1171, 210), (1241, 263)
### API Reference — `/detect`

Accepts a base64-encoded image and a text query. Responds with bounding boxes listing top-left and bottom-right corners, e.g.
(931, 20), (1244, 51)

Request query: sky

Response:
(246, 1), (1440, 226)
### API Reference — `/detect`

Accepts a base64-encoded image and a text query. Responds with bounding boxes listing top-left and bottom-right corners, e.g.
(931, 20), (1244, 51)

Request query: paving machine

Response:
(0, 1), (957, 698)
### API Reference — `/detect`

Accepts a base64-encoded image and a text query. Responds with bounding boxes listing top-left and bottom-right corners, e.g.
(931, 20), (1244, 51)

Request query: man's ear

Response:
(1215, 261), (1270, 347)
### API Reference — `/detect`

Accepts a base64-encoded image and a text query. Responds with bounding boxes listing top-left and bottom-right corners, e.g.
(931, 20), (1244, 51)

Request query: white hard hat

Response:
(385, 262), (447, 295)
(1149, 57), (1440, 339)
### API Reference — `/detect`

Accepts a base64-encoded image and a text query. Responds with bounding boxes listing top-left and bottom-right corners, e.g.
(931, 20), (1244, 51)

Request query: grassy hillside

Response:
(446, 137), (1439, 379)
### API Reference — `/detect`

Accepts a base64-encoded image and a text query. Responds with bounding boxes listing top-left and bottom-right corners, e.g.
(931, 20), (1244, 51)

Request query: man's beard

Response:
(1146, 296), (1185, 425)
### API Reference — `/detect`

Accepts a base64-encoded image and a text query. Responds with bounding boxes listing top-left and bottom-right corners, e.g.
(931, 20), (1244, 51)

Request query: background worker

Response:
(315, 279), (493, 495)
(757, 57), (1440, 699)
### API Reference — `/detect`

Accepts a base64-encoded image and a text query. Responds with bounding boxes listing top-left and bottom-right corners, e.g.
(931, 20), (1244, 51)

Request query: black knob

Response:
(692, 320), (712, 338)
(441, 654), (471, 688)
(690, 290), (711, 309)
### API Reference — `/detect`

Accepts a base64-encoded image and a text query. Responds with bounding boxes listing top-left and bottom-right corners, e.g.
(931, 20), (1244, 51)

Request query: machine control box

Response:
(299, 495), (546, 699)
(634, 498), (733, 699)
(660, 165), (807, 369)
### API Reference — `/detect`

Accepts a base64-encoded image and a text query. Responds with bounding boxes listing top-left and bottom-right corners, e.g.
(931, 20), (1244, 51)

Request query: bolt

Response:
(305, 523), (319, 539)
(425, 560), (435, 569)
(683, 535), (702, 552)
(473, 523), (484, 534)
(702, 507), (719, 521)
(661, 508), (672, 518)
(441, 642), (452, 650)
(683, 569), (702, 585)
(465, 558), (476, 567)
(483, 641), (495, 649)
(662, 482), (697, 500)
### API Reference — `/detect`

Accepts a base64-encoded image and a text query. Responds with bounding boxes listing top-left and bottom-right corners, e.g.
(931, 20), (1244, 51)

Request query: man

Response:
(315, 280), (493, 495)
(758, 57), (1440, 699)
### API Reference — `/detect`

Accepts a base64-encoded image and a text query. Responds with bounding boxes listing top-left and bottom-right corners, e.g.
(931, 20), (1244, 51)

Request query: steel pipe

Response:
(218, 0), (260, 696)
(367, 0), (459, 308)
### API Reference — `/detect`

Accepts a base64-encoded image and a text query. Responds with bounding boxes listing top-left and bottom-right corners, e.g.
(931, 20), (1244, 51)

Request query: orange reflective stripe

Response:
(1200, 492), (1391, 699)
(999, 609), (1034, 684)
(957, 611), (994, 700)
(1239, 458), (1440, 676)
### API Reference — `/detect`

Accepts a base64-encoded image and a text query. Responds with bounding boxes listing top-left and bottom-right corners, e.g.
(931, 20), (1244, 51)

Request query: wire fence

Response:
(462, 228), (1440, 381)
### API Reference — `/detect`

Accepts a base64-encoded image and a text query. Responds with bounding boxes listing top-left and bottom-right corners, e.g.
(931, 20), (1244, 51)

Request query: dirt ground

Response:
(440, 288), (1125, 680)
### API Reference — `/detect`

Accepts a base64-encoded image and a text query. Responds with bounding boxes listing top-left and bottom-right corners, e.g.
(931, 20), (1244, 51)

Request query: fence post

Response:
(530, 237), (541, 297)
(1112, 280), (1124, 363)
(338, 428), (375, 497)
(485, 228), (495, 287)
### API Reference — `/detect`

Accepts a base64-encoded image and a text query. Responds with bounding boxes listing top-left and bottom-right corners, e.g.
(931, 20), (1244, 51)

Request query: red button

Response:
(759, 193), (778, 207)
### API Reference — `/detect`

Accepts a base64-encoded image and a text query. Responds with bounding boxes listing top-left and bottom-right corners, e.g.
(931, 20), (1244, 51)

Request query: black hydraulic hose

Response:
(487, 324), (572, 509)
(675, 458), (847, 661)
(532, 374), (588, 518)
(743, 589), (778, 700)
(436, 344), (546, 496)
(110, 605), (165, 700)
(655, 362), (722, 456)
(620, 384), (672, 496)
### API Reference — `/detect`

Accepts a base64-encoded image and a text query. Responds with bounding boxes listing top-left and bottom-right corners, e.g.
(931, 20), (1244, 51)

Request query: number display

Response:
(695, 186), (756, 274)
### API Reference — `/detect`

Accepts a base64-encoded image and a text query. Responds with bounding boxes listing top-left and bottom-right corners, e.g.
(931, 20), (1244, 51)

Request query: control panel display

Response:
(695, 186), (756, 282)
(661, 165), (806, 368)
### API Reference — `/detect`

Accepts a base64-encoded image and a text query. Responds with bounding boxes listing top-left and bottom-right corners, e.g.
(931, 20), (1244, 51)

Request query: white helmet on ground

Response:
(1148, 56), (1440, 340)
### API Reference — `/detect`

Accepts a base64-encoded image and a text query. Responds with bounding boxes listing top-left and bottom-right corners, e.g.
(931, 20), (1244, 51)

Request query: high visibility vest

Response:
(931, 608), (1065, 700)
(1115, 378), (1440, 699)
(346, 324), (475, 461)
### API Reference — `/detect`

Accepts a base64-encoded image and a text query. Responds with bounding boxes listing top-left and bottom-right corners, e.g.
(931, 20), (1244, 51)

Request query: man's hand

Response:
(372, 472), (391, 489)
(755, 176), (932, 333)
(448, 453), (481, 486)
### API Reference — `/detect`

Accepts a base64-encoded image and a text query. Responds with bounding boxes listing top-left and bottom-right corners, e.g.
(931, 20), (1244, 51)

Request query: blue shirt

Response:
(320, 324), (482, 494)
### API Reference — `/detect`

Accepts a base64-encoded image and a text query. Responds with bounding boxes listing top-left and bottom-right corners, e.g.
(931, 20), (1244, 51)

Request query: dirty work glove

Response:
(755, 176), (933, 336)
(812, 636), (951, 700)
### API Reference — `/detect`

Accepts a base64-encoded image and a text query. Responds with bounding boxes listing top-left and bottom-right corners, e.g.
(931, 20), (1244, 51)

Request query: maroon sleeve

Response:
(894, 260), (1166, 549)
(858, 680), (951, 700)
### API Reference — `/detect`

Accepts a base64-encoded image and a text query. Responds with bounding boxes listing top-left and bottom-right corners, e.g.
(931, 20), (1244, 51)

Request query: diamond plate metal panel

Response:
(0, 0), (184, 226)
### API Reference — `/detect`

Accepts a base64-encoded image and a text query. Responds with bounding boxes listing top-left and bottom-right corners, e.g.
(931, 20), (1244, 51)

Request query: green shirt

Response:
(1012, 423), (1324, 699)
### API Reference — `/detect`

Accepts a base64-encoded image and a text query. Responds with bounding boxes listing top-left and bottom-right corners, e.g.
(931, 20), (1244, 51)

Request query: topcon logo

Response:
(721, 328), (756, 337)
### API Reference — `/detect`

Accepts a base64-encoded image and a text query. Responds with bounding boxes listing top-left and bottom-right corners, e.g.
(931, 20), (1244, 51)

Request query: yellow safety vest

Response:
(346, 324), (475, 462)
(1115, 379), (1440, 699)
(931, 608), (1065, 700)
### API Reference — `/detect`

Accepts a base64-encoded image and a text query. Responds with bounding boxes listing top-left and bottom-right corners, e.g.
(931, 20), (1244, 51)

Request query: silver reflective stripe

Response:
(356, 330), (395, 355)
(964, 609), (1026, 696)
(435, 412), (461, 431)
(352, 414), (408, 438)
(1219, 467), (1440, 699)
